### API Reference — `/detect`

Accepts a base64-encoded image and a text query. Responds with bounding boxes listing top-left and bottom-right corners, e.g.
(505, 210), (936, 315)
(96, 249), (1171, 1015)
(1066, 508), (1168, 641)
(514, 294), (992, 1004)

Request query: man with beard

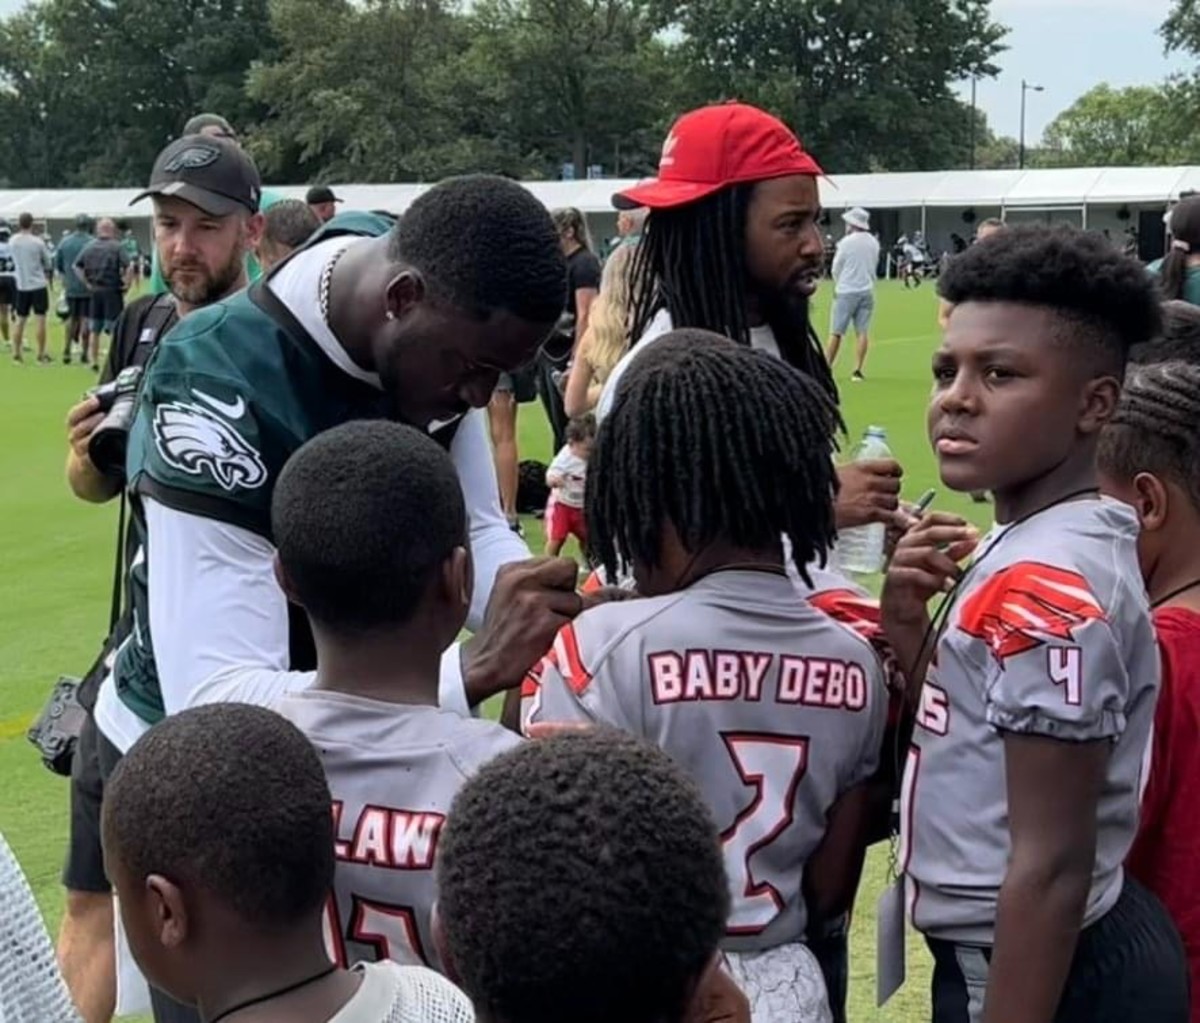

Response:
(56, 134), (263, 1023)
(88, 173), (584, 1022)
(594, 102), (904, 1023)
(597, 102), (904, 543)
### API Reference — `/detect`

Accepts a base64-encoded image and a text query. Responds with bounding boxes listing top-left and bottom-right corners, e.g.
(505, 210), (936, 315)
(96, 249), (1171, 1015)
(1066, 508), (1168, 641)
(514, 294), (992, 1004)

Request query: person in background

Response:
(306, 185), (343, 224)
(1151, 195), (1200, 305)
(75, 217), (132, 352)
(610, 205), (646, 251)
(256, 199), (320, 271)
(825, 207), (880, 381)
(0, 222), (15, 348)
(563, 242), (638, 419)
(10, 211), (53, 363)
(544, 414), (594, 557)
(1098, 358), (1200, 1023)
(118, 222), (141, 288)
(536, 208), (601, 452)
(147, 112), (281, 295)
(554, 207), (601, 351)
(56, 213), (95, 367)
(436, 731), (748, 1023)
(102, 704), (475, 1023)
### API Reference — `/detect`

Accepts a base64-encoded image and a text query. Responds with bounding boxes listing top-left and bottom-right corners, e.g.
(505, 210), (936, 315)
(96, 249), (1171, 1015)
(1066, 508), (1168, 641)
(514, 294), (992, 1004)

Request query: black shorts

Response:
(928, 878), (1189, 1023)
(89, 290), (124, 332)
(67, 295), (90, 320)
(61, 715), (114, 894)
(15, 287), (48, 317)
(0, 277), (14, 307)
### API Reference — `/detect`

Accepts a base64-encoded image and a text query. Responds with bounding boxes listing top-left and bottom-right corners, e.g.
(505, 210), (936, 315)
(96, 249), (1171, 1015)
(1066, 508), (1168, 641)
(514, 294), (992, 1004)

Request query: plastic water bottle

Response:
(837, 426), (891, 575)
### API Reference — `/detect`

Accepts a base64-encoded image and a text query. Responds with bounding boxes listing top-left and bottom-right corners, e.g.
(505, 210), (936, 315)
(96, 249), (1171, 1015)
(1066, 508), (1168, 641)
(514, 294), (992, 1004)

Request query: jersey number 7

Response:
(720, 733), (810, 935)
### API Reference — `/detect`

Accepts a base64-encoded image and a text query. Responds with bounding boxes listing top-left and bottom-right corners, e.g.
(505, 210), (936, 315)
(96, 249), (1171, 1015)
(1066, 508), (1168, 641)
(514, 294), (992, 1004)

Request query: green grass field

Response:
(0, 280), (994, 1021)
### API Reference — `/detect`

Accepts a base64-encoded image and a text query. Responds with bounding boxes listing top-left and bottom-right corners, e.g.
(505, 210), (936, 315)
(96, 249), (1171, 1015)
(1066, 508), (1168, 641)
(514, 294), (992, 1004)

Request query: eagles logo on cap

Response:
(163, 144), (221, 174)
(131, 133), (263, 217)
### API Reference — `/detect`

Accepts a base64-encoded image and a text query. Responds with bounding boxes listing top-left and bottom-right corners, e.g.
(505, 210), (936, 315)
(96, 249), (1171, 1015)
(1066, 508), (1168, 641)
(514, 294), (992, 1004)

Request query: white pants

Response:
(724, 942), (833, 1023)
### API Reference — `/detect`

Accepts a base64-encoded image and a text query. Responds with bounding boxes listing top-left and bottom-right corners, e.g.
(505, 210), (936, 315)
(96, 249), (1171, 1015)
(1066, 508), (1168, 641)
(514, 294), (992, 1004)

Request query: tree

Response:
(1039, 84), (1179, 167)
(658, 0), (1007, 172)
(0, 0), (277, 187)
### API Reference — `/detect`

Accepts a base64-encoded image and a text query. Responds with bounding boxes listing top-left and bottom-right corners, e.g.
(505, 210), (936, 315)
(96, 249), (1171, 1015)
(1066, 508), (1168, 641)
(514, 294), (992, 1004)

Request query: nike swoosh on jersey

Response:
(192, 388), (246, 420)
(957, 561), (1105, 664)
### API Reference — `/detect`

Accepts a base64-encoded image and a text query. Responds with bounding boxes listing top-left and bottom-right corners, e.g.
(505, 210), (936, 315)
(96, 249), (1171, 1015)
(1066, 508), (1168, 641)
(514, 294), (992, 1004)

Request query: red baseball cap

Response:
(614, 102), (823, 211)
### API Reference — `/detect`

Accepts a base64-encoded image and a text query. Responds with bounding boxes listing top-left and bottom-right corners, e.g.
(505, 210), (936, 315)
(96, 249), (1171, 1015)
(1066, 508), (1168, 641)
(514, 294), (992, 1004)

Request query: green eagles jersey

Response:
(115, 210), (413, 727)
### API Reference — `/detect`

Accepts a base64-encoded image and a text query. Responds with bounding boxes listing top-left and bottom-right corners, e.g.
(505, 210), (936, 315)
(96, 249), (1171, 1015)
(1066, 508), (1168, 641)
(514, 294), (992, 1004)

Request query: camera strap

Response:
(109, 494), (126, 633)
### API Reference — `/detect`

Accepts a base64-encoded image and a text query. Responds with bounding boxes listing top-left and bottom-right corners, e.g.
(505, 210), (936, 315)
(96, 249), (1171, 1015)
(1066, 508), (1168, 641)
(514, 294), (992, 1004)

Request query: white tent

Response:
(7, 165), (1193, 257)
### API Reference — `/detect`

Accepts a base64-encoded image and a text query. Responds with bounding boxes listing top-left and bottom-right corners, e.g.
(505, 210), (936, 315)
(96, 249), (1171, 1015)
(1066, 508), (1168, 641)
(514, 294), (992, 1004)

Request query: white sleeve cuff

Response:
(439, 643), (474, 718)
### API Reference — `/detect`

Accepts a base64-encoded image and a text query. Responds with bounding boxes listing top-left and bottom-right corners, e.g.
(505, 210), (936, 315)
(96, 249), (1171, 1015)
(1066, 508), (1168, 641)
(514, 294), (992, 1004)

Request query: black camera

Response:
(86, 365), (143, 478)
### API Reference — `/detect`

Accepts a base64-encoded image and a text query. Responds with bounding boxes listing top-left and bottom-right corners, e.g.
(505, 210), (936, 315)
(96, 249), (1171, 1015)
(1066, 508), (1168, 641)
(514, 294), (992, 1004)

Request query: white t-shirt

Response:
(831, 231), (880, 295)
(596, 309), (780, 420)
(547, 446), (588, 507)
(331, 961), (474, 1023)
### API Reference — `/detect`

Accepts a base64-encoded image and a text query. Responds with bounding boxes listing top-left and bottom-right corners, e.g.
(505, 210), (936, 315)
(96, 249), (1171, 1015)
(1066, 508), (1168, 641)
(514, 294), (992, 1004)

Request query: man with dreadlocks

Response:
(1099, 358), (1200, 1020)
(595, 101), (903, 534)
(522, 330), (888, 1023)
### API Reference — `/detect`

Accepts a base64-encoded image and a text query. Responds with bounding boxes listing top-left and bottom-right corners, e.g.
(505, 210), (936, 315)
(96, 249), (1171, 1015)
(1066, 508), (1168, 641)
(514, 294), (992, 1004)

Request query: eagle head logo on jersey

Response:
(957, 562), (1105, 665)
(153, 401), (267, 492)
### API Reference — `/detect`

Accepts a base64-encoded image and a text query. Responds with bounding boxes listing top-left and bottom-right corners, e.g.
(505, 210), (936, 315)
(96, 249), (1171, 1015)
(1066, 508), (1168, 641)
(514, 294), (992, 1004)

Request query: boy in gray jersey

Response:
(271, 420), (520, 972)
(102, 703), (473, 1023)
(523, 331), (887, 1023)
(884, 225), (1187, 1023)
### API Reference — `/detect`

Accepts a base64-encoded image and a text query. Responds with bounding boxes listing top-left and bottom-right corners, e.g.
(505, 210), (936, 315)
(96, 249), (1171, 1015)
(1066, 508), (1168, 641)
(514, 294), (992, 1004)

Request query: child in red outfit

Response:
(545, 415), (594, 556)
(1100, 358), (1200, 1023)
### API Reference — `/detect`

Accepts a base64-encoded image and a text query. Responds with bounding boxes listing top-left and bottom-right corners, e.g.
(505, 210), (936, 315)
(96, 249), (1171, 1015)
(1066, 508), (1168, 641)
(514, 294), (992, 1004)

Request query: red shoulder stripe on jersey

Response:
(521, 648), (557, 699)
(580, 569), (605, 594)
(957, 561), (1105, 665)
(808, 588), (883, 640)
(555, 623), (593, 696)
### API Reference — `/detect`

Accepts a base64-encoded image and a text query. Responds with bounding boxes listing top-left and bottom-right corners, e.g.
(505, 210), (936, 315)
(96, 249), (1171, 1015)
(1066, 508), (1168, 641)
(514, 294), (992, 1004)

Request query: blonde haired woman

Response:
(564, 243), (639, 419)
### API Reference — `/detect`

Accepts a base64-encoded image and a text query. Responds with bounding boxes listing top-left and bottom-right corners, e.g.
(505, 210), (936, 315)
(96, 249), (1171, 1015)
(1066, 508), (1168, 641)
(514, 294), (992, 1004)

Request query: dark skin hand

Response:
(836, 459), (903, 530)
(983, 734), (1108, 1023)
(880, 512), (979, 700)
(462, 560), (635, 707)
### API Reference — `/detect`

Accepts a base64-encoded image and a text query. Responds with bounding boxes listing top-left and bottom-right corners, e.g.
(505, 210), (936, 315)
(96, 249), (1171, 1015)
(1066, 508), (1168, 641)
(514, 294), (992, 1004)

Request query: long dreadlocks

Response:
(1099, 360), (1200, 514)
(587, 329), (842, 585)
(627, 184), (837, 402)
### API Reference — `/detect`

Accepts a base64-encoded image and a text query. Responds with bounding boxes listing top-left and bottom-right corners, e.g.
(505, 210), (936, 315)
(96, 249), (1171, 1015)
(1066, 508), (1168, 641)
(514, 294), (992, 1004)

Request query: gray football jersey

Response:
(901, 499), (1159, 944)
(522, 569), (887, 952)
(276, 690), (521, 970)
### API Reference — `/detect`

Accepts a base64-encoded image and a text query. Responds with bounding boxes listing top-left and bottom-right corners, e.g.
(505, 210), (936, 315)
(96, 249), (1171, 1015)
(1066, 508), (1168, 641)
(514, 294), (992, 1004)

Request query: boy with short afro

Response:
(271, 419), (521, 972)
(101, 703), (472, 1022)
(436, 729), (742, 1023)
(885, 225), (1187, 1022)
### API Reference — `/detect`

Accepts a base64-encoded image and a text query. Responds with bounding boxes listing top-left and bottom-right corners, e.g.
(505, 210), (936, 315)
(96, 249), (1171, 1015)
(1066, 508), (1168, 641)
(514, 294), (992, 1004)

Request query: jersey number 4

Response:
(720, 732), (810, 935)
(323, 895), (427, 967)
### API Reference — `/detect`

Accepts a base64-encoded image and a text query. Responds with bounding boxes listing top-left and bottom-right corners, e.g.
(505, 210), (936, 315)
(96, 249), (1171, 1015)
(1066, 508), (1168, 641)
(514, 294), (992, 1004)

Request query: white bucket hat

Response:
(843, 207), (870, 231)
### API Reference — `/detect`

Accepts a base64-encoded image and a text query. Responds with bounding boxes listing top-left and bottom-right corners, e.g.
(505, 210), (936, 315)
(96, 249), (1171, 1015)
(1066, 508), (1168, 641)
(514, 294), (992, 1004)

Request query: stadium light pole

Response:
(970, 76), (978, 170)
(1019, 79), (1044, 170)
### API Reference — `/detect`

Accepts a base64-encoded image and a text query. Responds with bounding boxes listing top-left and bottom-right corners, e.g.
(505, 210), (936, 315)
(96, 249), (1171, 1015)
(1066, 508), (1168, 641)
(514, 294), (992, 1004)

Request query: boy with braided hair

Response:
(1099, 358), (1200, 1021)
(523, 329), (888, 1023)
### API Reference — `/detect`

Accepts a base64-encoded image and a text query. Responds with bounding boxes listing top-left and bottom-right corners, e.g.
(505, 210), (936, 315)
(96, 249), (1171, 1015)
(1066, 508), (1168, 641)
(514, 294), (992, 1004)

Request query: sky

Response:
(0, 0), (1186, 146)
(964, 0), (1190, 142)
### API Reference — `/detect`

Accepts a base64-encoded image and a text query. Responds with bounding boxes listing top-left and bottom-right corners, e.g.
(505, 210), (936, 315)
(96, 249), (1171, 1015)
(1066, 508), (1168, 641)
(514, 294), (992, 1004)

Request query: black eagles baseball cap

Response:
(131, 135), (262, 217)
